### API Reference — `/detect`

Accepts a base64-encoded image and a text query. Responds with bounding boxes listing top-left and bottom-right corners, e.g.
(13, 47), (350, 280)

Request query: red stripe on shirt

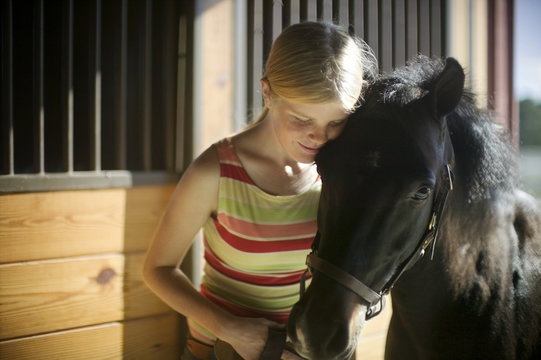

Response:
(214, 219), (313, 253)
(217, 213), (318, 240)
(204, 247), (310, 286)
(201, 284), (290, 324)
(220, 163), (255, 185)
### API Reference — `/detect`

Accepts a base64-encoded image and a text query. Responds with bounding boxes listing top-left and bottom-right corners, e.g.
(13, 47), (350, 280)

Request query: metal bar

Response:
(117, 0), (128, 169)
(34, 0), (45, 174)
(366, 0), (379, 61)
(304, 0), (317, 21)
(289, 0), (300, 25)
(94, 0), (102, 171)
(176, 11), (187, 173)
(62, 0), (74, 173)
(379, 0), (392, 72)
(1, 0), (14, 175)
(193, 0), (203, 154)
(334, 0), (348, 27)
(430, 0), (441, 57)
(0, 171), (133, 193)
(349, 0), (364, 39)
(163, 2), (177, 173)
(143, 0), (152, 171)
(418, 0), (430, 55)
(272, 0), (282, 40)
(406, 0), (418, 60)
(319, 0), (332, 22)
(393, 0), (406, 68)
(252, 0), (264, 114)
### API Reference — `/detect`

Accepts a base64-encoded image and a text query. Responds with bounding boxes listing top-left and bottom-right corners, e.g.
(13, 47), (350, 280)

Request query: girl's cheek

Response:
(327, 125), (346, 140)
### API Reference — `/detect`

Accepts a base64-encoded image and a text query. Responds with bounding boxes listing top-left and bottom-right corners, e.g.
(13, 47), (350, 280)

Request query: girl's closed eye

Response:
(292, 115), (311, 124)
(329, 119), (346, 127)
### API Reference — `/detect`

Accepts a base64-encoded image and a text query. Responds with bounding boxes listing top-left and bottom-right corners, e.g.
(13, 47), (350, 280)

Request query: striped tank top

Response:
(188, 138), (319, 344)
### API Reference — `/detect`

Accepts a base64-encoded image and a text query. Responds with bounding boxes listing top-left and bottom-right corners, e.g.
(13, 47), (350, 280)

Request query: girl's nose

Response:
(309, 125), (328, 144)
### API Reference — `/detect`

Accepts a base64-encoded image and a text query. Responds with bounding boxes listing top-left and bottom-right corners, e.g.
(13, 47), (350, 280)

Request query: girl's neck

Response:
(233, 121), (318, 196)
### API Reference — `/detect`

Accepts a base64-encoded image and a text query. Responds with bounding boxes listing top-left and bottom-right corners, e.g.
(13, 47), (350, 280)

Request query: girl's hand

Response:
(281, 349), (306, 360)
(219, 316), (280, 360)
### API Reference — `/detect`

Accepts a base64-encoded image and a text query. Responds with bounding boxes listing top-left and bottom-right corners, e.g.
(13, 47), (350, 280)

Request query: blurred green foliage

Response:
(519, 99), (541, 146)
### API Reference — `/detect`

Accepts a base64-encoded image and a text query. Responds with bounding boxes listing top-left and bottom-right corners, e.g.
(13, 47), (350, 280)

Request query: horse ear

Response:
(431, 57), (465, 118)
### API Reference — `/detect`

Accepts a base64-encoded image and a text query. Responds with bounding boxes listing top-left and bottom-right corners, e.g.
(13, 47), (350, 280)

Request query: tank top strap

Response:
(214, 138), (255, 185)
(214, 138), (241, 165)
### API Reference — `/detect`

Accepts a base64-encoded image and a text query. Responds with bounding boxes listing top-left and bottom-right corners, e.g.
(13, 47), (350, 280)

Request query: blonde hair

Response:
(252, 21), (377, 124)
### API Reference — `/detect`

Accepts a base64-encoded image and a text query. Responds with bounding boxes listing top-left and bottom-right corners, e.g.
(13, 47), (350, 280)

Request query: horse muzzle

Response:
(287, 284), (365, 360)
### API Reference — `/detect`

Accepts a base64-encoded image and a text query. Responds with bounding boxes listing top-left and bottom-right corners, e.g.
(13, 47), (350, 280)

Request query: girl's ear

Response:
(261, 78), (273, 108)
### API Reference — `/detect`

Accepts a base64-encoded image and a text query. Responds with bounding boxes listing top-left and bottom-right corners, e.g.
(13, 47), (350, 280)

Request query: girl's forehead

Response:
(280, 98), (348, 122)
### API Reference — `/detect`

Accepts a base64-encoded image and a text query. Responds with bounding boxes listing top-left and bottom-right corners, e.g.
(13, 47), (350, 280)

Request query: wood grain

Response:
(0, 253), (170, 340)
(0, 185), (174, 264)
(356, 332), (388, 360)
(0, 313), (180, 359)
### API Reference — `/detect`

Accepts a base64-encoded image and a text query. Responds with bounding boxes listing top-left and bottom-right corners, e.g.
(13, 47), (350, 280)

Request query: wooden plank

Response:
(0, 185), (174, 264)
(356, 296), (392, 359)
(0, 253), (170, 340)
(360, 297), (391, 336)
(356, 332), (387, 360)
(123, 185), (175, 252)
(0, 313), (180, 360)
(124, 252), (173, 319)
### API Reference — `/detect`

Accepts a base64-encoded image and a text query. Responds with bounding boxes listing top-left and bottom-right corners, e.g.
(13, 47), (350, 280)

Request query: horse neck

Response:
(391, 187), (518, 315)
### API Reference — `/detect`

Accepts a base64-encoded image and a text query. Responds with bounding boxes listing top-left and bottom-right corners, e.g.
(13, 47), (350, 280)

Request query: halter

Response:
(301, 164), (454, 320)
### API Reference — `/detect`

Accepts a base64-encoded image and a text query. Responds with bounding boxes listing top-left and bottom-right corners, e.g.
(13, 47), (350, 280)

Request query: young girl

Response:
(143, 21), (377, 360)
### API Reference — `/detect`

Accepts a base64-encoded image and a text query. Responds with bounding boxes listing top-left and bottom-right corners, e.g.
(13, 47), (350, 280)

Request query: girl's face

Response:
(263, 83), (349, 164)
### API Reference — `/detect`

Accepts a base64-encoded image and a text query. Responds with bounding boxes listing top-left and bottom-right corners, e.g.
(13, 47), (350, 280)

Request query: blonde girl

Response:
(143, 21), (377, 360)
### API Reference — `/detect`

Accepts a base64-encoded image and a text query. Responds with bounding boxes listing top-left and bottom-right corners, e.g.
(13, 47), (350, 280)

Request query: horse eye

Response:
(411, 186), (432, 202)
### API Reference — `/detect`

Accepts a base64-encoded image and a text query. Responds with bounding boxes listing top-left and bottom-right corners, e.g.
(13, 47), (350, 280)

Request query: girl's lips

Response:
(299, 142), (320, 154)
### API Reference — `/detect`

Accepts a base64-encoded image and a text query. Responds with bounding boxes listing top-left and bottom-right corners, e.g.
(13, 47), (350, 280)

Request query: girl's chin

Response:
(295, 153), (317, 164)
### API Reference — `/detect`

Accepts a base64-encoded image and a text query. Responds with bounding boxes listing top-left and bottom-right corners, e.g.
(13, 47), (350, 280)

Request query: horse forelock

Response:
(363, 56), (518, 206)
(363, 56), (446, 106)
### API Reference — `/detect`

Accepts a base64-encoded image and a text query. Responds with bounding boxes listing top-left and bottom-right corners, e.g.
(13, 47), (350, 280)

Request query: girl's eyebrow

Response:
(289, 110), (311, 120)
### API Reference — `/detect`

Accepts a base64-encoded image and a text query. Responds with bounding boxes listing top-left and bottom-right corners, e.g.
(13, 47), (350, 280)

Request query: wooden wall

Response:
(356, 299), (391, 359)
(0, 185), (180, 359)
(0, 185), (390, 359)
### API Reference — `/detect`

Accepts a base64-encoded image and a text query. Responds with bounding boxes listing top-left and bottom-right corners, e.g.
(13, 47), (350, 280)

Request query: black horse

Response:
(287, 57), (541, 359)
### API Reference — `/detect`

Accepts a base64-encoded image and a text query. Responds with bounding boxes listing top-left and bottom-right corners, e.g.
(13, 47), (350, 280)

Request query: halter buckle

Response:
(365, 296), (386, 320)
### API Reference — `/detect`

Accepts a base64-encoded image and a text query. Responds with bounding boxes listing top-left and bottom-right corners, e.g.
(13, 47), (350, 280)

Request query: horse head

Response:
(287, 58), (465, 359)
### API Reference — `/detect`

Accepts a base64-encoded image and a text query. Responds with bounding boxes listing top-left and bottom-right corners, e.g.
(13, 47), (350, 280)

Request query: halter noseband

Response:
(301, 164), (454, 320)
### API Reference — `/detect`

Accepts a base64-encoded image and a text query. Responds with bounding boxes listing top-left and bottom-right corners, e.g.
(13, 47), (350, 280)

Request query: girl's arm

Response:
(142, 145), (275, 360)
